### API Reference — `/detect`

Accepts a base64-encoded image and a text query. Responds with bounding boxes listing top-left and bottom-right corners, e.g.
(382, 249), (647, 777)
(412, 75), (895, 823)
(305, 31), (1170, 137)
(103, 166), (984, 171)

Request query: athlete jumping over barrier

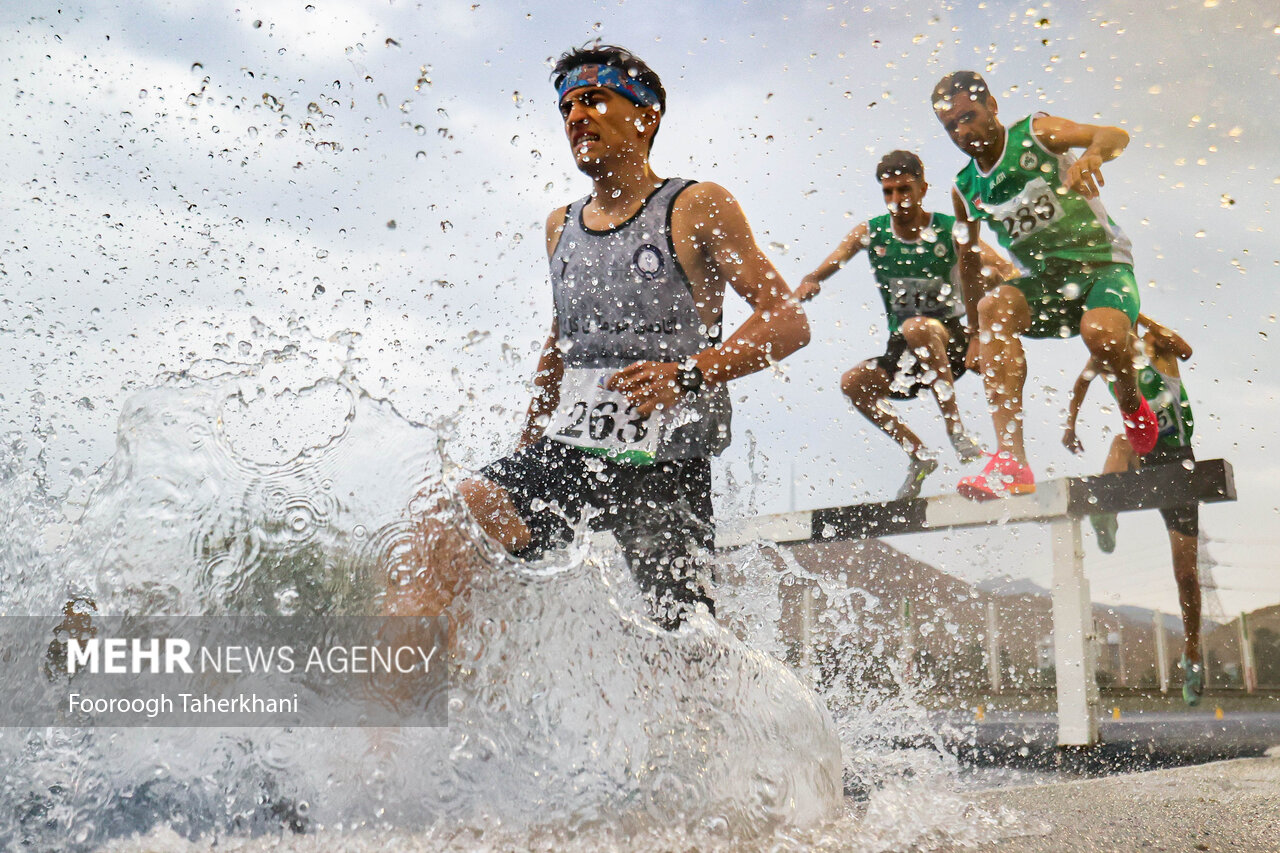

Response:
(1063, 314), (1204, 705)
(796, 151), (1014, 499)
(932, 71), (1159, 500)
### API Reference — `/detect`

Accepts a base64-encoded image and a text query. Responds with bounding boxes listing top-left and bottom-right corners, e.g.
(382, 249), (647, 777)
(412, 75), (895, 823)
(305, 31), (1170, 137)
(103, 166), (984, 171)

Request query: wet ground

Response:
(938, 754), (1280, 852)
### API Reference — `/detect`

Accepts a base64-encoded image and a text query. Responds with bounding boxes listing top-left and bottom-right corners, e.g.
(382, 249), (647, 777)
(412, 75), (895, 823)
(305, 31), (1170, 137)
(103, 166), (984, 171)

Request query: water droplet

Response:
(386, 220), (397, 230)
(353, 524), (367, 539)
(191, 62), (203, 72)
(385, 37), (400, 48)
(440, 221), (453, 232)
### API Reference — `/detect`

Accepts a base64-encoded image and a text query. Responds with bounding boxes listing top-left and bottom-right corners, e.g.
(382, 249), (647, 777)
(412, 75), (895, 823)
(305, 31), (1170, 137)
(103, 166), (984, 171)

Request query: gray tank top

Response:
(550, 178), (731, 460)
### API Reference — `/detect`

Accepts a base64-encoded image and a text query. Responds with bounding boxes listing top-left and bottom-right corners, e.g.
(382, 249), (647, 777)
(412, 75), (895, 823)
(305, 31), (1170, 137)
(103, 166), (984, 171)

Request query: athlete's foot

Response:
(1122, 396), (1159, 456)
(895, 452), (939, 501)
(957, 451), (1036, 501)
(1180, 654), (1204, 706)
(1089, 513), (1118, 554)
(948, 430), (985, 464)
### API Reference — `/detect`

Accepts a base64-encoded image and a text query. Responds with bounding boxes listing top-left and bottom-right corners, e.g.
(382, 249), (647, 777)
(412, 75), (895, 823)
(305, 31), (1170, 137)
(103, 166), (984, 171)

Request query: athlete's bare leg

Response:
(900, 316), (964, 438)
(975, 284), (1031, 463)
(841, 362), (925, 456)
(1081, 307), (1142, 412)
(1170, 529), (1202, 664)
(1102, 434), (1137, 475)
(458, 478), (533, 551)
(1100, 434), (1201, 663)
(387, 478), (529, 623)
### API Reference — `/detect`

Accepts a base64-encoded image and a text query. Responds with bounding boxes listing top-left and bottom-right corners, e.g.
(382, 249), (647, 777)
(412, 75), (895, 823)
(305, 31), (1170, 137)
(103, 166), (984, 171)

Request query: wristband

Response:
(676, 361), (704, 394)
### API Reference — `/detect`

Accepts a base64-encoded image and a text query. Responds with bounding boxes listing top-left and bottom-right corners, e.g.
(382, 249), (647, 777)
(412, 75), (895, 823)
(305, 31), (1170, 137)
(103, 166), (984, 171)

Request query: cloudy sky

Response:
(3, 0), (1277, 618)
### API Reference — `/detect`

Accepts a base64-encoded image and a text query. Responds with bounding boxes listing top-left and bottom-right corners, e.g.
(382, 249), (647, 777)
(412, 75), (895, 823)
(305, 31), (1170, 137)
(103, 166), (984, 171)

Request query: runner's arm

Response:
(516, 207), (571, 448)
(977, 240), (1017, 283)
(952, 188), (985, 369)
(1031, 114), (1130, 200)
(683, 182), (810, 383)
(1063, 357), (1100, 454)
(609, 182), (809, 416)
(795, 222), (869, 302)
(517, 324), (563, 449)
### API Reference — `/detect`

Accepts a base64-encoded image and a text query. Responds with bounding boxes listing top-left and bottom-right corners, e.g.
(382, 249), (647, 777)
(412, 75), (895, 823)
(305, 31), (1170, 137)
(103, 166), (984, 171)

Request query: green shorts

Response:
(1011, 260), (1140, 339)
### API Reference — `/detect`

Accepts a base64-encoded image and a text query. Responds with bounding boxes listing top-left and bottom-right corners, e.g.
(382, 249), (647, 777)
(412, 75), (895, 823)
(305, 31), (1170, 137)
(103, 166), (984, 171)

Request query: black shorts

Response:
(872, 315), (969, 401)
(480, 437), (715, 629)
(1140, 444), (1198, 537)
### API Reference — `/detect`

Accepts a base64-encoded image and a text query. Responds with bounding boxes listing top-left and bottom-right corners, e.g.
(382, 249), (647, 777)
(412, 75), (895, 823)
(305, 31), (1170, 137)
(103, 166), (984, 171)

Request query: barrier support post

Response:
(1154, 610), (1170, 693)
(1051, 517), (1099, 746)
(985, 598), (1002, 694)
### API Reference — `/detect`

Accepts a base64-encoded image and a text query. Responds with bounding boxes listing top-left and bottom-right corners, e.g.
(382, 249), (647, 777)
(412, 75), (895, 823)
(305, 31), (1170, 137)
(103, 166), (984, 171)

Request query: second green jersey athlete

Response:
(798, 151), (1001, 500)
(865, 211), (964, 334)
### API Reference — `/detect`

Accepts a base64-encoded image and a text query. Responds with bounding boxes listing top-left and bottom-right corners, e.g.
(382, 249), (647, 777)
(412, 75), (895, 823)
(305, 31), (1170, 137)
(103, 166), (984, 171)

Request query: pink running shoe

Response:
(1122, 396), (1159, 456)
(957, 451), (1036, 501)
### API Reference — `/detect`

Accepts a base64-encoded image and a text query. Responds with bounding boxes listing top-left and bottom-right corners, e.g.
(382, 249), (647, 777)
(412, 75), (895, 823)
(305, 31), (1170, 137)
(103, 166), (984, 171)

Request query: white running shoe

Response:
(895, 453), (939, 501)
(949, 431), (985, 464)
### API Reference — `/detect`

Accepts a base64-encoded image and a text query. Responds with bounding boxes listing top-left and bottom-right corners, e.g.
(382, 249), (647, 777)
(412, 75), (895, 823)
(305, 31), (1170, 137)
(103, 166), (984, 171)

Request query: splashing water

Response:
(0, 347), (1016, 851)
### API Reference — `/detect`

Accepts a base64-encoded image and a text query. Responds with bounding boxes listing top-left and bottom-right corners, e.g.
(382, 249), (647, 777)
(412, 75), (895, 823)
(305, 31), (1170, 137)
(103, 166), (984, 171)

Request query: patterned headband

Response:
(556, 64), (661, 110)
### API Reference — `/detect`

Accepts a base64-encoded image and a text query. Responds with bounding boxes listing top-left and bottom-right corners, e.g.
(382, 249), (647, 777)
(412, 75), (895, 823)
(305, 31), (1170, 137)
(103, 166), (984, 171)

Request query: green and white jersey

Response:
(866, 212), (963, 334)
(1109, 364), (1194, 449)
(954, 115), (1133, 273)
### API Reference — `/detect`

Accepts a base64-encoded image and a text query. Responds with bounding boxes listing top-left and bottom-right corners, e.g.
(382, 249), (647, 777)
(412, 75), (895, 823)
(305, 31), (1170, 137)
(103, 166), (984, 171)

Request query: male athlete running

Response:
(932, 71), (1158, 500)
(410, 45), (809, 629)
(797, 151), (1013, 499)
(1064, 314), (1204, 705)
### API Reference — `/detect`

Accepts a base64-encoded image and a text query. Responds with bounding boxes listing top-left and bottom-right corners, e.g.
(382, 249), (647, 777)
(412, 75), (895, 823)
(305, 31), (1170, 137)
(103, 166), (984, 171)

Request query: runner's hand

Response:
(964, 335), (982, 371)
(795, 276), (821, 302)
(1064, 153), (1106, 199)
(607, 361), (682, 418)
(1062, 427), (1084, 455)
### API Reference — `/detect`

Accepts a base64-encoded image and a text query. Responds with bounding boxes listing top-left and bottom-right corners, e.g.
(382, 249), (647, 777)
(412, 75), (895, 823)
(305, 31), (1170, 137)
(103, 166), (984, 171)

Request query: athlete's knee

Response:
(841, 363), (885, 403)
(978, 285), (1028, 333)
(459, 477), (531, 551)
(1080, 308), (1133, 358)
(900, 316), (946, 351)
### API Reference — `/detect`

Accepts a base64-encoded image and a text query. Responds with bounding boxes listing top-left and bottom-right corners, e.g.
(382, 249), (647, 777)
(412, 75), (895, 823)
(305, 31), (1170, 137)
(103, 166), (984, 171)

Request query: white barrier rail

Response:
(717, 459), (1236, 747)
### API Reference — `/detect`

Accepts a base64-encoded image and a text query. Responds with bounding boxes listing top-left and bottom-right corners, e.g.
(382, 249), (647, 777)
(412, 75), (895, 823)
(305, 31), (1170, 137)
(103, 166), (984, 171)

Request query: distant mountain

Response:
(1109, 603), (1216, 633)
(976, 575), (1050, 598)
